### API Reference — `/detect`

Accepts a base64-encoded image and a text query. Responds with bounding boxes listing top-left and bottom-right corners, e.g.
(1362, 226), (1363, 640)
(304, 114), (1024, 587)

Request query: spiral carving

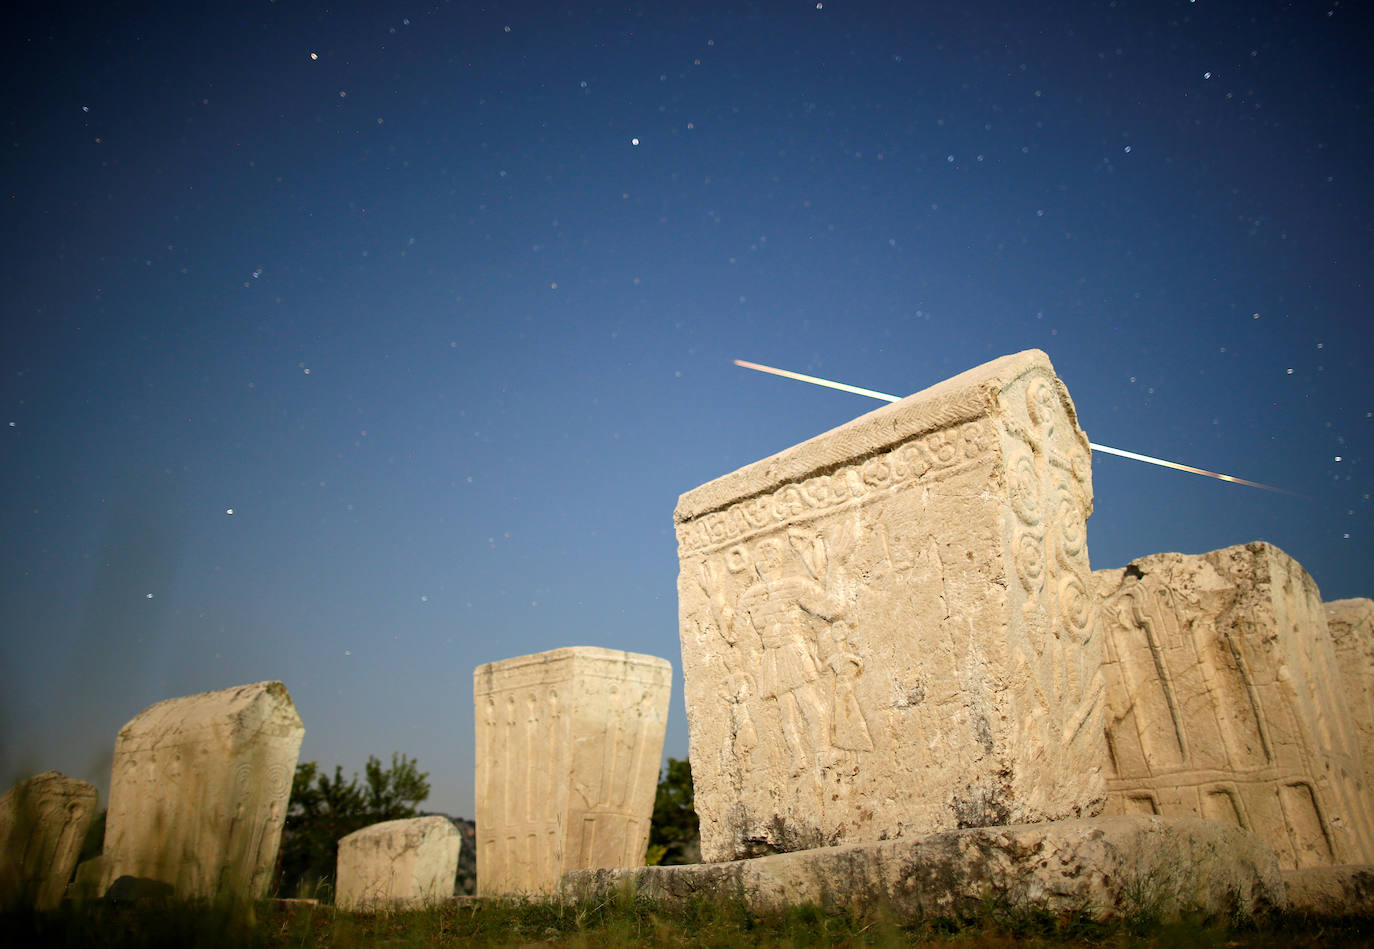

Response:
(1009, 452), (1042, 527)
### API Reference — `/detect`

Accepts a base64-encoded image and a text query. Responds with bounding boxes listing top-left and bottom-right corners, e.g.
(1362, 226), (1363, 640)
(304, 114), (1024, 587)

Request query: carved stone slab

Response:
(335, 816), (461, 910)
(560, 816), (1285, 923)
(473, 647), (671, 896)
(100, 681), (305, 899)
(676, 350), (1104, 863)
(0, 770), (98, 909)
(1328, 598), (1374, 808)
(1095, 544), (1374, 868)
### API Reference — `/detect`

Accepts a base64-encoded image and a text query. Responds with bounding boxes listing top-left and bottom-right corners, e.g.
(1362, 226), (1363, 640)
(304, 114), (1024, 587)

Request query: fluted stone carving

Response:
(473, 647), (671, 896)
(1096, 544), (1374, 868)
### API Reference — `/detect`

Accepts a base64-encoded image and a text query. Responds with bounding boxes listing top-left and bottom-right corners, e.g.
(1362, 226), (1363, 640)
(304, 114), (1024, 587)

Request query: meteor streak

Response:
(733, 358), (1297, 495)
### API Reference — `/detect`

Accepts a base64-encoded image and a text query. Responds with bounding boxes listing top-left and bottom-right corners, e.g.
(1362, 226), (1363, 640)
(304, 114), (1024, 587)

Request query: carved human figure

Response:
(704, 533), (853, 773)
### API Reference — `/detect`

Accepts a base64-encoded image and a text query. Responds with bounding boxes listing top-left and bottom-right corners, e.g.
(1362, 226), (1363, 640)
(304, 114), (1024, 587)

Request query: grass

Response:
(4, 887), (1374, 948)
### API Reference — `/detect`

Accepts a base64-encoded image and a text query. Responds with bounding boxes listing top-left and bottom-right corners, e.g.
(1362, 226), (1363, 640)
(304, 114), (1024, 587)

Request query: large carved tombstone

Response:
(1096, 545), (1374, 868)
(1327, 599), (1374, 806)
(0, 771), (98, 909)
(676, 349), (1104, 863)
(473, 647), (671, 896)
(100, 681), (305, 899)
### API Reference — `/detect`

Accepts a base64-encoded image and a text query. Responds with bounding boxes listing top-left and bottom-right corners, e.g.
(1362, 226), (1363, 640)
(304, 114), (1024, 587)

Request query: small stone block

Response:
(100, 680), (305, 899)
(676, 349), (1104, 862)
(473, 646), (672, 896)
(335, 816), (461, 910)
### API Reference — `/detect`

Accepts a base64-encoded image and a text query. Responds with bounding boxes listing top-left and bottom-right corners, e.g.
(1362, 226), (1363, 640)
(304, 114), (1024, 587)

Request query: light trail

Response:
(733, 358), (1298, 496)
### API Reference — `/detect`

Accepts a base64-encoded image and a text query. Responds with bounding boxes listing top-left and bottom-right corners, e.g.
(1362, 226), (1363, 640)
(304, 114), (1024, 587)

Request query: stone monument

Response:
(1095, 544), (1374, 868)
(335, 816), (461, 910)
(473, 646), (671, 896)
(675, 349), (1105, 863)
(0, 770), (98, 909)
(100, 680), (305, 899)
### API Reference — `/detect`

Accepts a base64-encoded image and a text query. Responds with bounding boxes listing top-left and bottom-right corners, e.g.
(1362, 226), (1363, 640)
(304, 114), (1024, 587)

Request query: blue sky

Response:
(2, 0), (1369, 818)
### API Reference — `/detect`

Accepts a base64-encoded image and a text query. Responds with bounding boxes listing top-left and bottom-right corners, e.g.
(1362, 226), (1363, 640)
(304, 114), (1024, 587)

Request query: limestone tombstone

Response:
(1327, 598), (1374, 803)
(473, 647), (671, 896)
(335, 816), (461, 910)
(1095, 543), (1374, 868)
(100, 680), (305, 899)
(0, 770), (98, 909)
(676, 349), (1105, 863)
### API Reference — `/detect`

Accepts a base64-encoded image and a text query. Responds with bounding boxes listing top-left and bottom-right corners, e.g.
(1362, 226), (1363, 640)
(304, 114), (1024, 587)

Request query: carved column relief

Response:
(472, 647), (670, 896)
(1095, 544), (1374, 869)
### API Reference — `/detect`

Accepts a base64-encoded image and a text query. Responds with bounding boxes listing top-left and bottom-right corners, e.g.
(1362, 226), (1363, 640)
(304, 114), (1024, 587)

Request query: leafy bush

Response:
(647, 758), (699, 866)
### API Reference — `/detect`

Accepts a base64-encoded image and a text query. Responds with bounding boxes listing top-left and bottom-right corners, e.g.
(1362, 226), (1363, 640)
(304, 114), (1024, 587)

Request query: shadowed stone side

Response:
(1326, 599), (1374, 809)
(0, 771), (98, 910)
(560, 816), (1285, 923)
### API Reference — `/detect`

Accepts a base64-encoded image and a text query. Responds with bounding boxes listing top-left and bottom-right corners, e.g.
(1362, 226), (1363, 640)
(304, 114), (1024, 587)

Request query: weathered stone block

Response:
(1096, 544), (1374, 868)
(335, 816), (461, 910)
(100, 681), (305, 899)
(1327, 598), (1374, 805)
(675, 349), (1104, 862)
(560, 816), (1285, 923)
(473, 647), (671, 896)
(0, 770), (98, 909)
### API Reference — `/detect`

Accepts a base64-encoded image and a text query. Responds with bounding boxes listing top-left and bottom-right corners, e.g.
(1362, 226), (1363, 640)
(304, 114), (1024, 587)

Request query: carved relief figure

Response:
(701, 529), (872, 775)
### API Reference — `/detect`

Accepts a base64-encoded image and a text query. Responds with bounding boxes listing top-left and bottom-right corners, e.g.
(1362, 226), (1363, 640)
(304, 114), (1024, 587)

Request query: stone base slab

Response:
(560, 816), (1284, 922)
(1282, 866), (1374, 917)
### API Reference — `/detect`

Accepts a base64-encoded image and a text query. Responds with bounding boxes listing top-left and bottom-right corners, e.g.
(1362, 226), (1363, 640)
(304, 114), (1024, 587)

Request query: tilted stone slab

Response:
(561, 816), (1284, 923)
(675, 349), (1104, 862)
(335, 816), (461, 910)
(0, 770), (98, 909)
(473, 647), (671, 896)
(1095, 544), (1374, 868)
(100, 680), (304, 899)
(1327, 599), (1374, 808)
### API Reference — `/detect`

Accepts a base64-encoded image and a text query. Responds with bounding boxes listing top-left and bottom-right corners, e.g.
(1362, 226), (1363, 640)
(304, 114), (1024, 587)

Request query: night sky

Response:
(3, 1), (1370, 819)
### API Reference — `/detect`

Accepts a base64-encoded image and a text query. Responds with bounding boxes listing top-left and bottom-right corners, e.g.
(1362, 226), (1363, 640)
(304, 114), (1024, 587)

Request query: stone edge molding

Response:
(674, 347), (1092, 538)
(559, 816), (1285, 923)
